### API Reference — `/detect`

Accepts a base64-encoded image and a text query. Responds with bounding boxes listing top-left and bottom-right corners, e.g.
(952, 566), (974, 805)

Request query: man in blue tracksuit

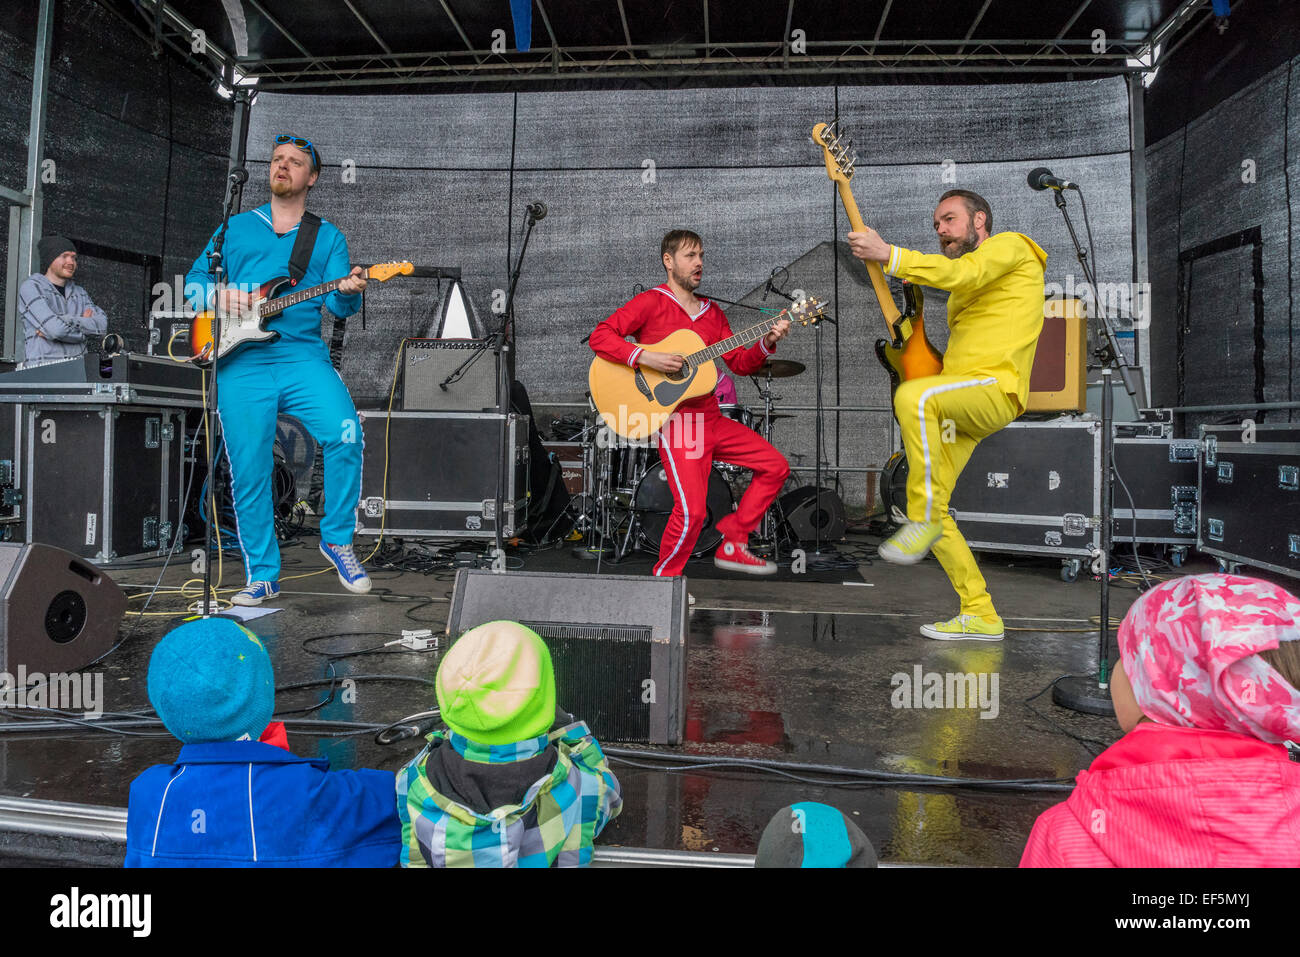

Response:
(186, 134), (370, 605)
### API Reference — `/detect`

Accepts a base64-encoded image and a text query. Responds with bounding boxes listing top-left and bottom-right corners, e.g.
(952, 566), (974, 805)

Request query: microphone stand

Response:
(492, 207), (542, 559)
(200, 138), (249, 616)
(1046, 185), (1140, 715)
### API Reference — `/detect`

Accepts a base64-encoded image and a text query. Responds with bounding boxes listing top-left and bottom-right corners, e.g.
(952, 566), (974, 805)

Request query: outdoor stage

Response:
(0, 522), (1166, 868)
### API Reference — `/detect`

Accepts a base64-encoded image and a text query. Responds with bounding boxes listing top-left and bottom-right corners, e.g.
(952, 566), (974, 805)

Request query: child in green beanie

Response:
(396, 620), (622, 867)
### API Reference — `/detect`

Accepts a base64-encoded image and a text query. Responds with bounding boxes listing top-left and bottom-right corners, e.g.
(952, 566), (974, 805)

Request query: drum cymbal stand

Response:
(574, 415), (614, 561)
(751, 365), (783, 562)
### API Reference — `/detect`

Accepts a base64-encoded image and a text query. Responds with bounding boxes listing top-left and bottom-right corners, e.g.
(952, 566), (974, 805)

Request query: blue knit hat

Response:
(147, 618), (275, 743)
(755, 802), (877, 868)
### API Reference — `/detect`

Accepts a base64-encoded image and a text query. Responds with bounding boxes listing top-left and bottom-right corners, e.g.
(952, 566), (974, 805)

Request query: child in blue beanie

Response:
(125, 617), (399, 867)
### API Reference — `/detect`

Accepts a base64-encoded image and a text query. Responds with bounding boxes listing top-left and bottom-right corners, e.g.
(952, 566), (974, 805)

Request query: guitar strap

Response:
(287, 211), (322, 285)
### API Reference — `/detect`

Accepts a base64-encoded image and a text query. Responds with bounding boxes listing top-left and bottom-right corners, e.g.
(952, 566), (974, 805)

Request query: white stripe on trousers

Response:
(915, 377), (997, 523)
(653, 417), (692, 576)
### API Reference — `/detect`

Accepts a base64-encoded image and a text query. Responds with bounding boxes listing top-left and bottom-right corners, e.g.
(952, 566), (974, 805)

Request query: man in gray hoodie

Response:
(18, 236), (108, 367)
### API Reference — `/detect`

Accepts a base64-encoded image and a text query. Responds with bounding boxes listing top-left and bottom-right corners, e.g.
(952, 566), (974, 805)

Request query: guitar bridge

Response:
(633, 369), (653, 400)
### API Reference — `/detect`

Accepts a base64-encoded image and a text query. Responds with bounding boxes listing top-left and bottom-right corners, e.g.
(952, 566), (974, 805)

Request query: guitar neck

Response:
(836, 181), (902, 325)
(690, 311), (785, 363)
(259, 276), (350, 316)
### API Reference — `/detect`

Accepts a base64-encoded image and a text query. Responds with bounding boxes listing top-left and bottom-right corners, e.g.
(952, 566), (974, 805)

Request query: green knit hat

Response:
(436, 621), (556, 745)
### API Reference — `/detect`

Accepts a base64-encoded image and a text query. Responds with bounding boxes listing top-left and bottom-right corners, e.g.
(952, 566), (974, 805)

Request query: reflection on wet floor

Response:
(0, 541), (1139, 866)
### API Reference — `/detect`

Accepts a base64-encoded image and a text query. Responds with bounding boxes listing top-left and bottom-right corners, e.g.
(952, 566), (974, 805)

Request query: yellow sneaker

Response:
(878, 521), (943, 565)
(920, 614), (1005, 641)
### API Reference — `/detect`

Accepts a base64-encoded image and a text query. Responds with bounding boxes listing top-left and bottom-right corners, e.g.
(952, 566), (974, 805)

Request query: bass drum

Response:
(634, 462), (735, 557)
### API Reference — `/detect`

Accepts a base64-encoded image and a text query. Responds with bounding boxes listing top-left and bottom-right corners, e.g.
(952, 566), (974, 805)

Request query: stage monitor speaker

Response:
(1026, 298), (1088, 413)
(780, 486), (847, 543)
(401, 338), (499, 412)
(446, 569), (687, 744)
(0, 543), (126, 674)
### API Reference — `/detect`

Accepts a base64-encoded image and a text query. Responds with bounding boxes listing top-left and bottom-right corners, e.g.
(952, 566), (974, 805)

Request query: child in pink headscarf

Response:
(1021, 573), (1300, 867)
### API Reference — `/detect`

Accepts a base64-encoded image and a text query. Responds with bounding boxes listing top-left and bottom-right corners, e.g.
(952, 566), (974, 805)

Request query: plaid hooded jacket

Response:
(396, 720), (622, 867)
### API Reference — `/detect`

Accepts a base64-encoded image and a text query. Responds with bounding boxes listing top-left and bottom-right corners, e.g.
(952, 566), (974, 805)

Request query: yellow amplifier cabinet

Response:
(1026, 297), (1088, 413)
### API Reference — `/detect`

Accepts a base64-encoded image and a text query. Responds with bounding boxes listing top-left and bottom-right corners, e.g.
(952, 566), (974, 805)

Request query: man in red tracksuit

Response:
(590, 229), (791, 577)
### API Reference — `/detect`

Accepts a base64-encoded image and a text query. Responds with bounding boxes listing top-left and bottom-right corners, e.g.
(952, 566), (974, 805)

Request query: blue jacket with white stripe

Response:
(184, 204), (361, 363)
(125, 741), (400, 867)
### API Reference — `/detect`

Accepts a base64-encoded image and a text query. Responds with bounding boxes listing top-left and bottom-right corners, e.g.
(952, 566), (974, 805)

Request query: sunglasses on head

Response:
(274, 134), (320, 169)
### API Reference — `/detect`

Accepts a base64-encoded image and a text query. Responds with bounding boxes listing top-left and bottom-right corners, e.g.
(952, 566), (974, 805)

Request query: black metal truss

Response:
(240, 38), (1161, 90)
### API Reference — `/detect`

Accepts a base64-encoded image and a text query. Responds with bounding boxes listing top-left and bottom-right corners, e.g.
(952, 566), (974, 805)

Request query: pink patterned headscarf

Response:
(1118, 574), (1300, 744)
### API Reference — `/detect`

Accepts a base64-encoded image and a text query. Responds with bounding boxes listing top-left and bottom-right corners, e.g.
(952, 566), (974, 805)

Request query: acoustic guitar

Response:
(811, 121), (943, 388)
(189, 261), (413, 365)
(589, 297), (825, 441)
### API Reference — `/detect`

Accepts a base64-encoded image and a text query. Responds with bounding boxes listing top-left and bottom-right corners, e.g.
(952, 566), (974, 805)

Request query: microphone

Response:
(526, 201), (547, 222)
(228, 167), (249, 185)
(1027, 167), (1076, 191)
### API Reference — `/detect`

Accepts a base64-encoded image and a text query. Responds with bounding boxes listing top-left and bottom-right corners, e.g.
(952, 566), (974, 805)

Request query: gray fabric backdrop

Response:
(246, 78), (1134, 505)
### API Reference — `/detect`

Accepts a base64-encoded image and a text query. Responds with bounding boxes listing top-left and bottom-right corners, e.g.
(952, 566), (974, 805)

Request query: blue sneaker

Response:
(320, 542), (372, 594)
(232, 581), (280, 606)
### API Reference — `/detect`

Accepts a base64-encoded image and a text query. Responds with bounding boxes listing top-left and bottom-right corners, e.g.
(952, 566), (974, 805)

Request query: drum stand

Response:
(750, 365), (785, 562)
(573, 413), (615, 561)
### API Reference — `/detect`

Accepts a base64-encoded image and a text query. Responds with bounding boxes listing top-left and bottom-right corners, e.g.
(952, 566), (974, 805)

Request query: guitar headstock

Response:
(811, 121), (855, 185)
(367, 261), (415, 282)
(786, 296), (826, 326)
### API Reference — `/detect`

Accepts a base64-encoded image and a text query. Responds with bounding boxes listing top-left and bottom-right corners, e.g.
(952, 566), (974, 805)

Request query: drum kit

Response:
(573, 356), (806, 563)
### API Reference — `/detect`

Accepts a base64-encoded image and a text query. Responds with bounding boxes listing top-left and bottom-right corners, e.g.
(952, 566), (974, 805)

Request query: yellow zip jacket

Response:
(883, 232), (1047, 413)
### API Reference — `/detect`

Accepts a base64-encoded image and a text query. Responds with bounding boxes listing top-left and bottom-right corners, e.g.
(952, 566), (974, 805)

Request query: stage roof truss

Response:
(94, 0), (1227, 91)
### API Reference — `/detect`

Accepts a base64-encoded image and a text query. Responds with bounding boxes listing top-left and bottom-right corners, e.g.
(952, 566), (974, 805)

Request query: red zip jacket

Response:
(589, 286), (774, 415)
(1020, 722), (1300, 867)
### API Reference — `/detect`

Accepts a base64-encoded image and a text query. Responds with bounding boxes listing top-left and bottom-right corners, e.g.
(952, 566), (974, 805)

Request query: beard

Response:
(269, 178), (295, 198)
(941, 224), (979, 259)
(672, 266), (702, 291)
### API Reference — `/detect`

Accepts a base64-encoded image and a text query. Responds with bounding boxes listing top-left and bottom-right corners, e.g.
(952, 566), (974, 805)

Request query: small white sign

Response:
(85, 513), (97, 546)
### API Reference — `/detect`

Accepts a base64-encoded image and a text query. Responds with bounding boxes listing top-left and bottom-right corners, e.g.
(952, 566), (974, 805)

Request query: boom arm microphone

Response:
(1027, 167), (1076, 191)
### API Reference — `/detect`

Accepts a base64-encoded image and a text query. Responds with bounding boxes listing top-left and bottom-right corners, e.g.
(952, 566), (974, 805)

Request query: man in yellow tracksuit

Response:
(849, 189), (1046, 641)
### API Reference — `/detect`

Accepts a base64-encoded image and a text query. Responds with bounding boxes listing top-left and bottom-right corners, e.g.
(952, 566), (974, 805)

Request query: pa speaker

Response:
(447, 569), (687, 744)
(780, 486), (847, 543)
(0, 543), (126, 673)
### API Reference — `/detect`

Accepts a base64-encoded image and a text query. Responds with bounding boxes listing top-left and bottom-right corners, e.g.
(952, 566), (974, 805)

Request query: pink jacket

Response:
(1021, 722), (1300, 867)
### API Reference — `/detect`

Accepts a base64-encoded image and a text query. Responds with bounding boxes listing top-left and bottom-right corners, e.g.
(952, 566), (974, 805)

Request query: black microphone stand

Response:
(492, 207), (543, 559)
(1046, 184), (1141, 715)
(201, 136), (249, 616)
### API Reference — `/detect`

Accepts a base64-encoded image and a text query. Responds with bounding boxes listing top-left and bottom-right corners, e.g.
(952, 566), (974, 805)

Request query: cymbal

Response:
(758, 358), (806, 379)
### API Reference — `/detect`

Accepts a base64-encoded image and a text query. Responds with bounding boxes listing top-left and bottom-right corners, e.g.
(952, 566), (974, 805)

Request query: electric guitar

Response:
(189, 261), (414, 364)
(811, 122), (943, 387)
(588, 297), (825, 441)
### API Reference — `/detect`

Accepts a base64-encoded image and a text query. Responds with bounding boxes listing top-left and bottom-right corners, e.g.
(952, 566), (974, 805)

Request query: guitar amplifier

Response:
(1025, 298), (1088, 413)
(401, 339), (499, 412)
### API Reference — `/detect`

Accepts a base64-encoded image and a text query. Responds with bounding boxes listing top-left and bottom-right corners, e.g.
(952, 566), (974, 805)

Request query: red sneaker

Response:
(713, 539), (777, 576)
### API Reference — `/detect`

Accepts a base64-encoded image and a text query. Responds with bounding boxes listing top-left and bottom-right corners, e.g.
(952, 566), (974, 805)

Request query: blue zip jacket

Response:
(125, 741), (400, 867)
(185, 204), (361, 363)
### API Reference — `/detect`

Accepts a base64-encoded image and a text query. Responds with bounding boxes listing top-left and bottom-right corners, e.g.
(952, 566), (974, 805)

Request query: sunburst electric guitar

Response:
(811, 122), (943, 393)
(189, 261), (414, 364)
(589, 297), (825, 441)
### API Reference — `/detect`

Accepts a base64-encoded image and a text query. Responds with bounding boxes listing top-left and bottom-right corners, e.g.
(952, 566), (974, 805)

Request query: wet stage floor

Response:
(0, 531), (1161, 866)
